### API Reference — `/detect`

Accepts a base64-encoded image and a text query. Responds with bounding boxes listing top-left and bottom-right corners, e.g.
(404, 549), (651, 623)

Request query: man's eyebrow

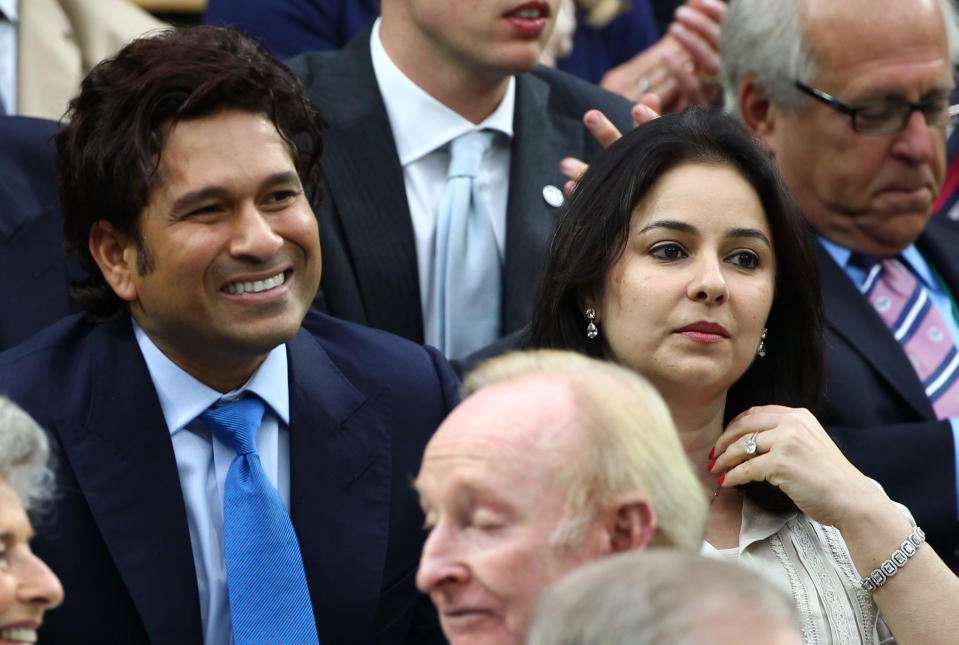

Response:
(637, 219), (698, 235)
(262, 170), (302, 189)
(171, 186), (230, 214)
(170, 171), (302, 214)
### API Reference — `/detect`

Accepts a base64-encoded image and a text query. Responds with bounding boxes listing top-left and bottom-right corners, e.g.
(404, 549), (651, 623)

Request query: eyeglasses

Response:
(793, 80), (959, 135)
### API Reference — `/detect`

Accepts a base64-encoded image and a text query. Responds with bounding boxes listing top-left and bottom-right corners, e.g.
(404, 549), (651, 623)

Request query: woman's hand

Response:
(710, 405), (888, 531)
(713, 405), (959, 645)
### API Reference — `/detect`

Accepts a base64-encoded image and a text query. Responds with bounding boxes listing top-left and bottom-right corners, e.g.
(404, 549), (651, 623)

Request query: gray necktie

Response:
(432, 129), (501, 359)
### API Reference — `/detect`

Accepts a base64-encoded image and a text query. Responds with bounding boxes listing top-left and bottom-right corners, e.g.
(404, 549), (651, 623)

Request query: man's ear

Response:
(738, 76), (777, 156)
(88, 220), (139, 302)
(607, 492), (656, 553)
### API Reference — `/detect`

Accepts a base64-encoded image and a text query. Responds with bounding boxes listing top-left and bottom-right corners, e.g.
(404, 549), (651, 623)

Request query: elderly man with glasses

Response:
(720, 0), (959, 572)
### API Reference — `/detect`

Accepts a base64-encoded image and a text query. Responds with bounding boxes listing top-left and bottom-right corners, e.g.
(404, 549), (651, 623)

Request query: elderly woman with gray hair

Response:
(0, 396), (63, 643)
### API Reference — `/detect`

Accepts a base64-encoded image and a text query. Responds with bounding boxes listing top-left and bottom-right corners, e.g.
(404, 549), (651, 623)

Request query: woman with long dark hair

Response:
(526, 108), (959, 644)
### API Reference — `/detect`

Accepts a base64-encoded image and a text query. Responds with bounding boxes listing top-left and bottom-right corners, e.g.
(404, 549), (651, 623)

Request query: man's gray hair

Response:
(527, 549), (800, 645)
(720, 0), (959, 120)
(0, 396), (54, 511)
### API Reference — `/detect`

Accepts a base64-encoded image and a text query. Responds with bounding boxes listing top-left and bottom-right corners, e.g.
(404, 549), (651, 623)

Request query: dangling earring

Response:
(585, 308), (599, 340)
(757, 328), (767, 358)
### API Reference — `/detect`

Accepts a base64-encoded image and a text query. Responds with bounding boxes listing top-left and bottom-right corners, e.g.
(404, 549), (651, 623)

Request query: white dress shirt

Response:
(369, 18), (515, 348)
(703, 492), (912, 644)
(134, 321), (291, 645)
(0, 0), (17, 114)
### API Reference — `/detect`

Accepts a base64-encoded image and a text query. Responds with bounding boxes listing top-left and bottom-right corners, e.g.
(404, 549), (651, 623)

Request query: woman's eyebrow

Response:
(638, 219), (697, 235)
(727, 228), (771, 246)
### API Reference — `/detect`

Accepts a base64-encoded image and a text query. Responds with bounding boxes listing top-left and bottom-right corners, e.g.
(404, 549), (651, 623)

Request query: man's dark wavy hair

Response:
(525, 107), (825, 514)
(56, 25), (325, 321)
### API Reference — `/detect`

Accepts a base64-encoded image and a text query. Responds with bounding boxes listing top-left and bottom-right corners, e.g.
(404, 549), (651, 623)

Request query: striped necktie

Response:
(199, 397), (320, 645)
(861, 257), (959, 418)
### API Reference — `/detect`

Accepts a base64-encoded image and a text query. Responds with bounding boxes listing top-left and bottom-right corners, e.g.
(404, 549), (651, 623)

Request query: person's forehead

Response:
(804, 0), (950, 90)
(419, 377), (586, 484)
(154, 111), (296, 188)
(0, 480), (31, 542)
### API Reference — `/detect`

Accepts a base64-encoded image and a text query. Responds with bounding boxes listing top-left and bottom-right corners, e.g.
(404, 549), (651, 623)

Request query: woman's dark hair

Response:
(525, 108), (824, 513)
(56, 25), (325, 321)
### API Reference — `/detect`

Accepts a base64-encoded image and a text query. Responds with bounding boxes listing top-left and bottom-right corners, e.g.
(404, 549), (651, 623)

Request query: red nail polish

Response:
(708, 447), (715, 460)
(716, 474), (725, 485)
(707, 459), (716, 472)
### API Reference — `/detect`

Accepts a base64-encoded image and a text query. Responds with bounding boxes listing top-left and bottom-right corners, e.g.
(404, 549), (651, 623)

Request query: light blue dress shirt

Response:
(817, 237), (959, 517)
(0, 0), (17, 115)
(133, 321), (291, 645)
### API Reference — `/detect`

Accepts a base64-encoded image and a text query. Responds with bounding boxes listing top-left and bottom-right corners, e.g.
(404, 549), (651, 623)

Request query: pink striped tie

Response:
(861, 258), (959, 419)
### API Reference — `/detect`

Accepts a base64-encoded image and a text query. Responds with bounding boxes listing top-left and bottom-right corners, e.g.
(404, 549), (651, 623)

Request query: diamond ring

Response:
(744, 432), (759, 456)
(638, 77), (651, 93)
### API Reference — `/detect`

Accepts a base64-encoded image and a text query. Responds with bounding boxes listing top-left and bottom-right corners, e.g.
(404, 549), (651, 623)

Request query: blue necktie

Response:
(432, 129), (502, 359)
(199, 398), (319, 645)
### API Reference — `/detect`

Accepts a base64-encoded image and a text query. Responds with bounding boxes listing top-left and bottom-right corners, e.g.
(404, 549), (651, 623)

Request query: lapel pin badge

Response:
(542, 184), (564, 208)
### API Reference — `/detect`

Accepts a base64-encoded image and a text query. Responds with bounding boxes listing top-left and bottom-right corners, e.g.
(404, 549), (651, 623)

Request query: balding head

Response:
(414, 350), (706, 645)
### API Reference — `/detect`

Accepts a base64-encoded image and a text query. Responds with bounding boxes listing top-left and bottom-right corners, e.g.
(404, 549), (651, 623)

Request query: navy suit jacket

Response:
(816, 218), (959, 571)
(0, 311), (457, 644)
(286, 27), (635, 345)
(0, 116), (81, 350)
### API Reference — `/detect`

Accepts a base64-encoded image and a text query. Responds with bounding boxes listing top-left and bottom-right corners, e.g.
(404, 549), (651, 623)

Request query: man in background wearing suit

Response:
(0, 115), (81, 350)
(721, 0), (959, 570)
(287, 0), (636, 361)
(0, 26), (456, 644)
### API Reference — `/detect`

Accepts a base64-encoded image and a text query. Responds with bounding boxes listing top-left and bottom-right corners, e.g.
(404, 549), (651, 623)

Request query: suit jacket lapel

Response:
(287, 329), (392, 642)
(58, 318), (202, 644)
(316, 30), (424, 341)
(816, 241), (934, 418)
(917, 218), (959, 303)
(502, 72), (580, 333)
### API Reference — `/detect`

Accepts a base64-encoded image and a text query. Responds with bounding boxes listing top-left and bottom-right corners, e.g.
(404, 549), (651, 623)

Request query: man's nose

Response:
(416, 522), (468, 593)
(228, 203), (284, 261)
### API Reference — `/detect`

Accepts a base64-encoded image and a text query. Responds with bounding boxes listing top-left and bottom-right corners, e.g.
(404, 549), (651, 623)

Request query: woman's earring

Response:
(585, 308), (599, 340)
(757, 328), (767, 358)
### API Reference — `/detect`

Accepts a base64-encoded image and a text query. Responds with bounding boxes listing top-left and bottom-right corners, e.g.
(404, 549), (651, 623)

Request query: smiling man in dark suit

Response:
(0, 26), (456, 644)
(287, 0), (636, 361)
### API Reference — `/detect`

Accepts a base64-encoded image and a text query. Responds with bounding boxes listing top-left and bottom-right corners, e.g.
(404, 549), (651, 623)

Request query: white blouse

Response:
(702, 495), (910, 645)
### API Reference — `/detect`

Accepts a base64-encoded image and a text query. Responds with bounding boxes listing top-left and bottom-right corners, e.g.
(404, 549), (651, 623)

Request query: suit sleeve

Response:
(826, 419), (959, 571)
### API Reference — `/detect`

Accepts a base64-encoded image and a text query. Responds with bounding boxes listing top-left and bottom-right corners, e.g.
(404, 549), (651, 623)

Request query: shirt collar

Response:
(0, 0), (17, 22)
(133, 319), (290, 435)
(816, 234), (938, 291)
(370, 17), (514, 166)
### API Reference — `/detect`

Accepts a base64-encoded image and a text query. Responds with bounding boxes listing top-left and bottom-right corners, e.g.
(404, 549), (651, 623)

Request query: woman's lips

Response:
(676, 321), (730, 344)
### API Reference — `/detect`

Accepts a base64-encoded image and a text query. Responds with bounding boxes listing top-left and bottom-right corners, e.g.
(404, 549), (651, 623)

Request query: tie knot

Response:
(447, 129), (495, 179)
(199, 397), (265, 455)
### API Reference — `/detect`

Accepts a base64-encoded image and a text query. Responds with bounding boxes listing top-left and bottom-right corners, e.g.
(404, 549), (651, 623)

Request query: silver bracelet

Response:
(860, 526), (925, 593)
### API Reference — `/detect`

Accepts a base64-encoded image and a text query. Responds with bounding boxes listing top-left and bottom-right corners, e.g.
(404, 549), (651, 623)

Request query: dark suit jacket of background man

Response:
(817, 217), (959, 571)
(286, 25), (635, 345)
(0, 116), (81, 351)
(0, 311), (458, 644)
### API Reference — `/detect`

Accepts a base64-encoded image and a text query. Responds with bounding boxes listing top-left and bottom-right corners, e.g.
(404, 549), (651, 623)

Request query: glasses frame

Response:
(793, 80), (957, 135)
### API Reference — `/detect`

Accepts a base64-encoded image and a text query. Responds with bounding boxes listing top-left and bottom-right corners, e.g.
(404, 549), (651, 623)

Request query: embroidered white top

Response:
(702, 493), (912, 645)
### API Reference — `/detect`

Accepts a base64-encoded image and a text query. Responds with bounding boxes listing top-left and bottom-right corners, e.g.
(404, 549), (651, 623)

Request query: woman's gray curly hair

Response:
(0, 396), (54, 512)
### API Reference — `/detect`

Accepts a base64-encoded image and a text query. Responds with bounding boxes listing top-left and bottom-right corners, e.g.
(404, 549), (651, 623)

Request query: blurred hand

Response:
(599, 0), (725, 112)
(560, 100), (661, 194)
